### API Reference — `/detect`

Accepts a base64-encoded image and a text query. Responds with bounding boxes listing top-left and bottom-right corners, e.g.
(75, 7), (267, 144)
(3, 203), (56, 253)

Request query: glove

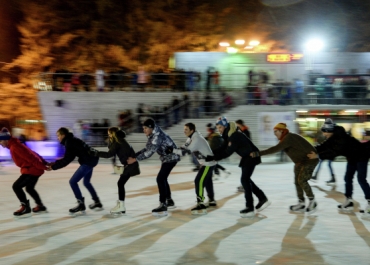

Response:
(88, 148), (99, 157)
(165, 146), (174, 154)
(180, 147), (191, 156)
(250, 151), (260, 158)
(205, 155), (215, 162)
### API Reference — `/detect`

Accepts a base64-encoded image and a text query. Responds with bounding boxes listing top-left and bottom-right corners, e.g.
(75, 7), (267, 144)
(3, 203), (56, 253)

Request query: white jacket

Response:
(174, 131), (216, 167)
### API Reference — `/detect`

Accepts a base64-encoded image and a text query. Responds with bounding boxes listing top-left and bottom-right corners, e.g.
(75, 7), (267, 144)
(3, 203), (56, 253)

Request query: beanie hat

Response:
(321, 118), (335, 132)
(274, 123), (288, 130)
(116, 130), (126, 139)
(143, 118), (155, 128)
(206, 123), (215, 131)
(216, 116), (228, 127)
(0, 127), (11, 140)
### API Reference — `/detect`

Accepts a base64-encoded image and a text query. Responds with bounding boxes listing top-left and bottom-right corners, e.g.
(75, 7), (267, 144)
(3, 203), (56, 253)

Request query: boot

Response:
(69, 198), (86, 214)
(14, 200), (31, 217)
(191, 197), (207, 215)
(326, 174), (336, 186)
(152, 202), (168, 217)
(32, 204), (47, 213)
(89, 197), (103, 210)
(110, 200), (126, 215)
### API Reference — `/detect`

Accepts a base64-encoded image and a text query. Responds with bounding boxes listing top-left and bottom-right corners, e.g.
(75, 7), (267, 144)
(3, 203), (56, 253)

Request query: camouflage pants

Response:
(294, 159), (319, 201)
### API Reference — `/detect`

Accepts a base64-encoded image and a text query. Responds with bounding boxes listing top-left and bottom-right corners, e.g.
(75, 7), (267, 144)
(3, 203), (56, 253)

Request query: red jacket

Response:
(8, 137), (47, 176)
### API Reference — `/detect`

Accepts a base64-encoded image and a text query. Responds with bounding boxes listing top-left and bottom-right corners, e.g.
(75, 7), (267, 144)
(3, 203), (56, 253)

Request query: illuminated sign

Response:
(267, 54), (304, 63)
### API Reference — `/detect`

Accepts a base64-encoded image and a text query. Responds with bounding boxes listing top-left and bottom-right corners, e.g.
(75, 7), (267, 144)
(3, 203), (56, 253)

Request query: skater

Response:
(307, 118), (370, 213)
(311, 130), (336, 185)
(206, 117), (271, 218)
(90, 127), (140, 215)
(311, 159), (335, 185)
(235, 119), (251, 139)
(0, 127), (48, 217)
(235, 119), (251, 192)
(47, 127), (102, 215)
(251, 123), (318, 214)
(206, 123), (231, 180)
(127, 118), (180, 217)
(167, 122), (216, 215)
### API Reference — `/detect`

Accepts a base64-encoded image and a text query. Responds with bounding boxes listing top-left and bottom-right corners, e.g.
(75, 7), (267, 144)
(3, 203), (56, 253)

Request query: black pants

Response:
(157, 162), (177, 203)
(118, 172), (130, 201)
(241, 165), (266, 208)
(195, 165), (215, 201)
(13, 174), (43, 205)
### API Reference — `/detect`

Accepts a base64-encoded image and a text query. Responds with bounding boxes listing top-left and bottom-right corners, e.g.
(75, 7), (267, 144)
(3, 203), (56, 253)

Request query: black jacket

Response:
(316, 125), (368, 163)
(52, 133), (99, 170)
(98, 139), (140, 177)
(213, 130), (261, 167)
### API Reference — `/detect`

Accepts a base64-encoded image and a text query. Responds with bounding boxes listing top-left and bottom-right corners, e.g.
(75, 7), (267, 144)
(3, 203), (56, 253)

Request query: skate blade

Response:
(191, 209), (207, 215)
(326, 183), (336, 186)
(240, 212), (255, 218)
(256, 201), (271, 212)
(14, 213), (32, 219)
(69, 211), (86, 217)
(338, 207), (354, 213)
(289, 209), (305, 214)
(32, 210), (48, 214)
(167, 206), (177, 210)
(152, 211), (168, 217)
(360, 211), (370, 218)
(91, 207), (104, 212)
(306, 208), (317, 215)
(110, 211), (126, 216)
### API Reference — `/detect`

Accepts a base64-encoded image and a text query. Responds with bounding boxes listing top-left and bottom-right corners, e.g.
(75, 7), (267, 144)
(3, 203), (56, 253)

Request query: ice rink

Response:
(0, 159), (370, 265)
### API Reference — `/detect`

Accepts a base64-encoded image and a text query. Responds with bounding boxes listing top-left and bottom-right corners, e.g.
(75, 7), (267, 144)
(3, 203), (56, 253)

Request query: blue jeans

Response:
(69, 164), (98, 201)
(344, 160), (370, 200)
(314, 160), (334, 177)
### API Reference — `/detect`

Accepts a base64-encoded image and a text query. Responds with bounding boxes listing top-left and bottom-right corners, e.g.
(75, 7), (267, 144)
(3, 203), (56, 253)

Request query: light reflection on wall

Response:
(0, 141), (62, 159)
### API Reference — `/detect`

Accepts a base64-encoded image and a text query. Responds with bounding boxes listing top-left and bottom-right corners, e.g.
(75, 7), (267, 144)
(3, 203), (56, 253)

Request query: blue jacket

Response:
(136, 126), (180, 164)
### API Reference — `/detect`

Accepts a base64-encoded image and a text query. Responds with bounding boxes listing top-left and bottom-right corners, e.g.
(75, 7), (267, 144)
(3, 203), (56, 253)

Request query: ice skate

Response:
(152, 202), (168, 217)
(326, 174), (336, 186)
(310, 175), (317, 182)
(338, 198), (354, 212)
(89, 198), (104, 211)
(240, 207), (255, 218)
(110, 200), (126, 216)
(255, 197), (271, 212)
(69, 198), (86, 216)
(32, 204), (48, 214)
(289, 200), (305, 213)
(237, 185), (244, 192)
(191, 202), (207, 215)
(360, 202), (370, 217)
(13, 200), (32, 218)
(166, 198), (176, 209)
(205, 199), (217, 208)
(306, 199), (317, 214)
